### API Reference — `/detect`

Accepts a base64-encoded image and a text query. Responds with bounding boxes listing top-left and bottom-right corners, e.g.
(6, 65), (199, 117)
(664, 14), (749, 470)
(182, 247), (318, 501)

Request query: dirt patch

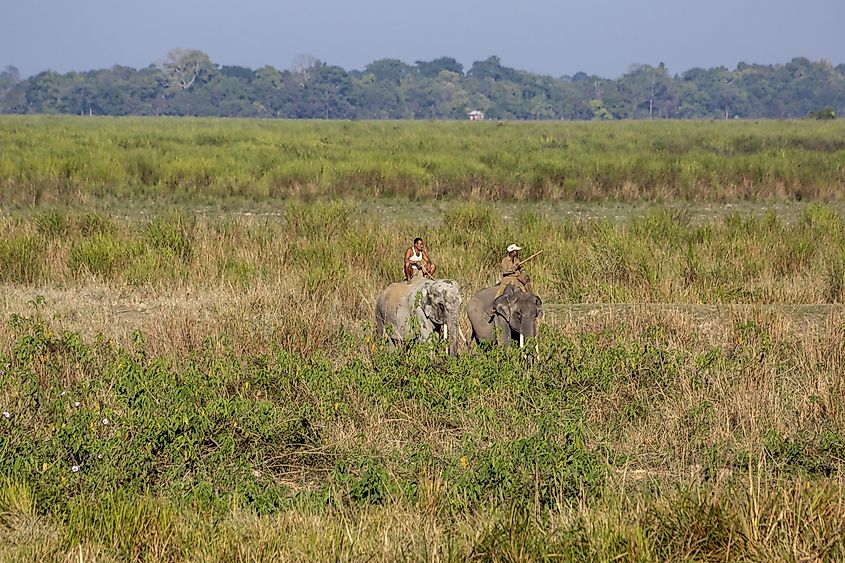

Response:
(544, 302), (845, 341)
(3, 284), (843, 354)
(0, 284), (223, 344)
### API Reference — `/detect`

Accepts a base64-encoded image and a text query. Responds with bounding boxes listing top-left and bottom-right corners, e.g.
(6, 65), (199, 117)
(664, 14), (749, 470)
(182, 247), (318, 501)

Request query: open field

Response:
(2, 116), (845, 205)
(2, 118), (845, 560)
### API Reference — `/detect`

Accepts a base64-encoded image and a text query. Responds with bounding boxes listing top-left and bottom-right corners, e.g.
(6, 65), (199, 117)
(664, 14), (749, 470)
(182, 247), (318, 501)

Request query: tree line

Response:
(0, 50), (842, 120)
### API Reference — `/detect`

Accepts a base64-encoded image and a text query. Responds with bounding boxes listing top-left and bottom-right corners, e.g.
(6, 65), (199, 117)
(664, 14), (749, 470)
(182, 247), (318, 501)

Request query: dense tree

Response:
(415, 57), (464, 78)
(353, 73), (407, 118)
(365, 59), (413, 85)
(1, 52), (843, 120)
(299, 65), (356, 119)
(467, 56), (522, 83)
(0, 65), (19, 90)
(220, 65), (255, 82)
(617, 63), (678, 118)
(22, 71), (67, 113)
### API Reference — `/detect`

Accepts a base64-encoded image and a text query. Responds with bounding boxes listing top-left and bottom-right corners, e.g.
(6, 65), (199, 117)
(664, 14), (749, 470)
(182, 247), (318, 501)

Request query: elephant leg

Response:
(470, 327), (481, 345)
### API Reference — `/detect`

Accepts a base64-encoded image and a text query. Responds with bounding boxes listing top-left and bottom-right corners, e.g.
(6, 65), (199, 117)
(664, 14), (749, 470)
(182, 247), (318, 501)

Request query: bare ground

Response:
(2, 284), (843, 356)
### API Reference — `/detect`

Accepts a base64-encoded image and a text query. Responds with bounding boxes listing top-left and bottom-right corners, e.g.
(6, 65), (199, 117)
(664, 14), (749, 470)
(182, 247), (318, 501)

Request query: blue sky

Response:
(3, 0), (844, 78)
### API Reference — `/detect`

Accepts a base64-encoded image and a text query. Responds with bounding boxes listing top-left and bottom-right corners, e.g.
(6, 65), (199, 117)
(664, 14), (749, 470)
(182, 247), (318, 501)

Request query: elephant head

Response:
(492, 285), (542, 347)
(420, 279), (462, 356)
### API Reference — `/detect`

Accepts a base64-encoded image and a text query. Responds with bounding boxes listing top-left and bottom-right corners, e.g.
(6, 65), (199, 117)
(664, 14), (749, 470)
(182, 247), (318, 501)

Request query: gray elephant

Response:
(375, 277), (462, 356)
(467, 284), (542, 347)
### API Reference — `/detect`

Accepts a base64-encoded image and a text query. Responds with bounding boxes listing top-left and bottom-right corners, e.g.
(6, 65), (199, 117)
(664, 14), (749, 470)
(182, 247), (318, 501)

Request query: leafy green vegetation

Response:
(1, 293), (843, 560)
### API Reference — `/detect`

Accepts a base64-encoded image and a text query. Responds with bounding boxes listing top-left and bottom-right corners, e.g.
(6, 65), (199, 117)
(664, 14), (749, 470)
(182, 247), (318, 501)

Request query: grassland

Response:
(2, 202), (845, 311)
(2, 118), (845, 561)
(2, 116), (845, 205)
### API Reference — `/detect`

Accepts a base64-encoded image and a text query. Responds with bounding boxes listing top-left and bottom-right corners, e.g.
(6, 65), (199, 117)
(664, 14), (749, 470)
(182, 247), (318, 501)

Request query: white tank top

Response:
(409, 248), (423, 264)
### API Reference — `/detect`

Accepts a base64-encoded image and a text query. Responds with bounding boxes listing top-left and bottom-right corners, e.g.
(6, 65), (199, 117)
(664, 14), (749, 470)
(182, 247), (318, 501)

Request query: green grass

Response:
(1, 298), (844, 560)
(2, 116), (845, 205)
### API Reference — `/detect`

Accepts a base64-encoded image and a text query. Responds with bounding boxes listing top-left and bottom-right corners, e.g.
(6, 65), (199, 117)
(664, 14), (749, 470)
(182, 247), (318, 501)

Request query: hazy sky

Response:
(3, 0), (844, 79)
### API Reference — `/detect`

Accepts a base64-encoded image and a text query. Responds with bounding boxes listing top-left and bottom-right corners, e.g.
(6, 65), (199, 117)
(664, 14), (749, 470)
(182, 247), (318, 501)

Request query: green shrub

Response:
(76, 212), (115, 237)
(68, 234), (136, 277)
(33, 210), (68, 238)
(143, 211), (195, 262)
(0, 236), (44, 283)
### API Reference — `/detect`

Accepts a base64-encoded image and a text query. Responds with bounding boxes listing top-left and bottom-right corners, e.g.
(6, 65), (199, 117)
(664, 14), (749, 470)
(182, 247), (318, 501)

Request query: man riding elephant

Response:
(404, 237), (436, 283)
(497, 243), (532, 297)
(467, 243), (543, 349)
(468, 284), (542, 348)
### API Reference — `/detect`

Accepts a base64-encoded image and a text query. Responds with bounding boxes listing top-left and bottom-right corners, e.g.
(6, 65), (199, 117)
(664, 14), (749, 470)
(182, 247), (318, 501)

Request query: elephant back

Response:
(376, 277), (428, 326)
(468, 285), (500, 315)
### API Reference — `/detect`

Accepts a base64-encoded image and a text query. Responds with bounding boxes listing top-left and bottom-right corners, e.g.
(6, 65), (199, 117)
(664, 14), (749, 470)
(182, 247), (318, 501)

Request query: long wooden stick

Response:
(518, 250), (543, 266)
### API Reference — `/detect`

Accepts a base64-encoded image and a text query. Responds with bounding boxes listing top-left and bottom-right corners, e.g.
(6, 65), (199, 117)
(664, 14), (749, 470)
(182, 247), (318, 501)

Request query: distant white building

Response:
(468, 110), (485, 121)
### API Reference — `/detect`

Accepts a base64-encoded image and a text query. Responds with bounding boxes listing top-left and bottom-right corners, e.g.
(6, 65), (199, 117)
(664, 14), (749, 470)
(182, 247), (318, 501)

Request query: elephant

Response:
(375, 276), (462, 356)
(467, 284), (542, 347)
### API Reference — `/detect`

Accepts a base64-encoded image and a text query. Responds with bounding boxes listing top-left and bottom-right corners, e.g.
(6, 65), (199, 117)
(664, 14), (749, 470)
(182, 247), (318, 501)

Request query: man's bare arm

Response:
(420, 250), (432, 274)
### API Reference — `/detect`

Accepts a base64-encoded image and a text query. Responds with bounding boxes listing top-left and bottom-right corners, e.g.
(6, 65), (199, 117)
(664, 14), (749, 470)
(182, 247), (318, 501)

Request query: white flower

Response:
(101, 418), (109, 425)
(73, 402), (80, 407)
(97, 454), (103, 460)
(71, 465), (80, 473)
(2, 411), (9, 419)
(60, 391), (66, 396)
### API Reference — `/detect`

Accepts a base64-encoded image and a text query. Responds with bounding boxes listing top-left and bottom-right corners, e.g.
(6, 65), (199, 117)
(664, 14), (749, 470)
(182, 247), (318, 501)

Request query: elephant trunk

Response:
(518, 318), (538, 340)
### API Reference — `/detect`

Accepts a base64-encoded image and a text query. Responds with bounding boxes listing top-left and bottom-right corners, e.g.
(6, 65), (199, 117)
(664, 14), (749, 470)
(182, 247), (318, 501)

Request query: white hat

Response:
(507, 244), (522, 252)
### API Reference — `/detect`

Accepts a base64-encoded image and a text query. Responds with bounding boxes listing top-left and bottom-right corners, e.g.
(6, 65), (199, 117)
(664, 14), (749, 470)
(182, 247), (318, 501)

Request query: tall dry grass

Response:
(2, 202), (845, 300)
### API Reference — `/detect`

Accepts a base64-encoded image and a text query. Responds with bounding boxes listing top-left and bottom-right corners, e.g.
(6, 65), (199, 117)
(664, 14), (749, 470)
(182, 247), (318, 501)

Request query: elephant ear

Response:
(423, 301), (435, 322)
(423, 284), (447, 324)
(534, 294), (543, 318)
(493, 286), (518, 321)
